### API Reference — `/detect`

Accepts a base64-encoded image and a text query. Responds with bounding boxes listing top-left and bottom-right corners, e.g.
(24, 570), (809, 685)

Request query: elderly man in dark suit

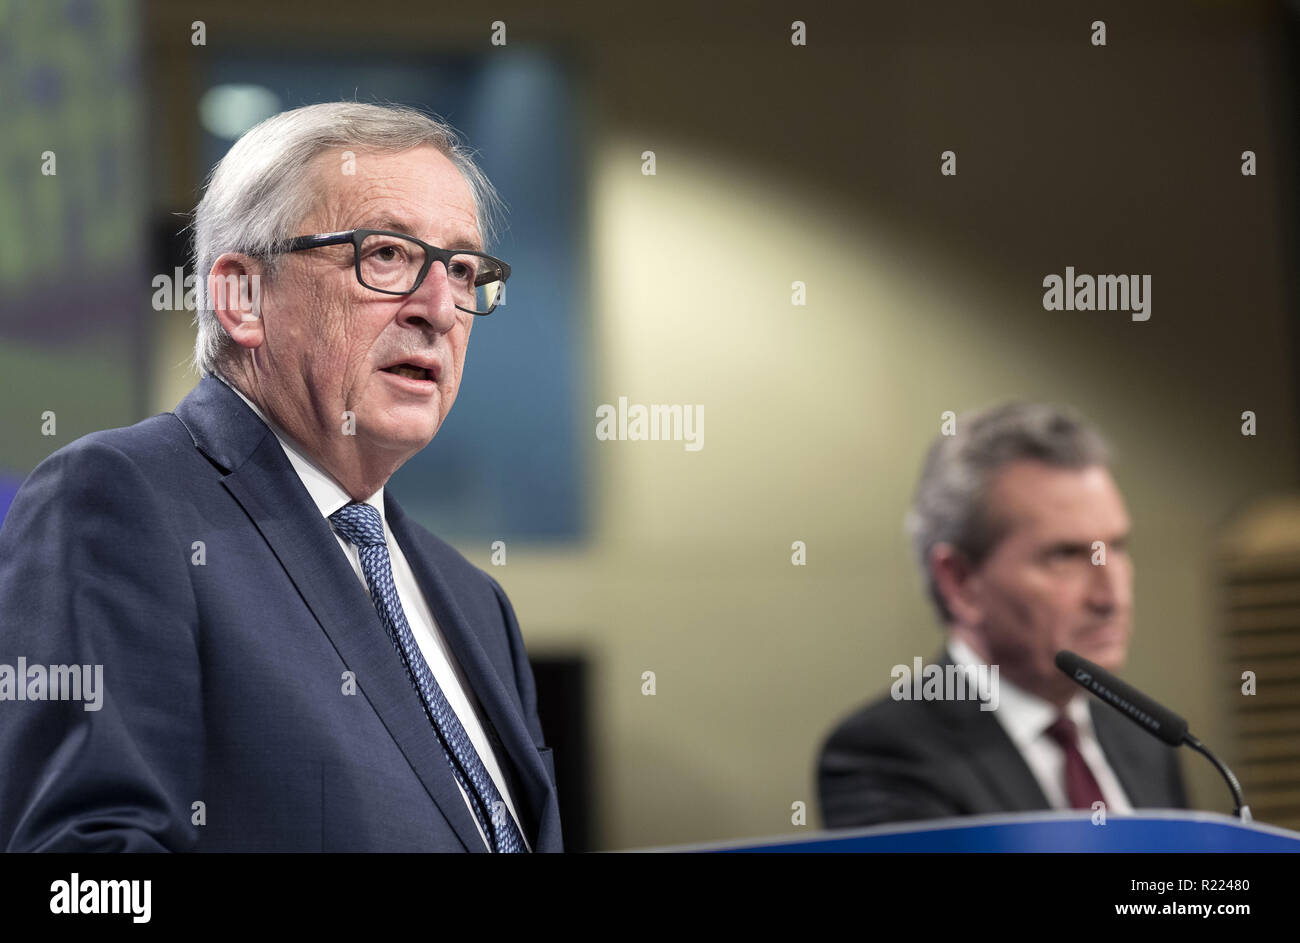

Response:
(0, 102), (561, 852)
(818, 403), (1186, 828)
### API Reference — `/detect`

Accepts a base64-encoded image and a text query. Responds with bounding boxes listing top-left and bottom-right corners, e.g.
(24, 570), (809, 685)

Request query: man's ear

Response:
(209, 253), (267, 352)
(930, 543), (983, 626)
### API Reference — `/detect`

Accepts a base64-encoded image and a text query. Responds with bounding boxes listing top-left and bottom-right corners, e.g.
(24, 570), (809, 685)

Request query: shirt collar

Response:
(213, 373), (385, 524)
(946, 636), (1093, 747)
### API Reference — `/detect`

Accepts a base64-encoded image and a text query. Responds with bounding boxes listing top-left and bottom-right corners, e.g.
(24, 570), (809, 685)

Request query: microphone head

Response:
(1055, 650), (1188, 747)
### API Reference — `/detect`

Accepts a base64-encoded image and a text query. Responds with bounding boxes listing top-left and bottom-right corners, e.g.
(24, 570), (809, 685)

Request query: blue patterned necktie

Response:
(329, 501), (526, 853)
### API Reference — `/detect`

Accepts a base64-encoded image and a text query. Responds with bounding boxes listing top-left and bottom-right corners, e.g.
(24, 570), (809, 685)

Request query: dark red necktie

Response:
(1045, 713), (1106, 810)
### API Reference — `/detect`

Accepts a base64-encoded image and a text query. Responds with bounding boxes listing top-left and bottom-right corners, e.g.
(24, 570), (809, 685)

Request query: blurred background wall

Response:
(2, 0), (1297, 849)
(0, 0), (148, 509)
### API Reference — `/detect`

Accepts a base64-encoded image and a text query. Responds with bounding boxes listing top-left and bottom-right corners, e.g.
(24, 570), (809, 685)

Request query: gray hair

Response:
(189, 101), (506, 377)
(904, 402), (1112, 624)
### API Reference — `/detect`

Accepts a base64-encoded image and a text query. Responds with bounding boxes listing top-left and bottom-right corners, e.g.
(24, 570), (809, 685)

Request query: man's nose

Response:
(1085, 555), (1127, 613)
(398, 261), (460, 334)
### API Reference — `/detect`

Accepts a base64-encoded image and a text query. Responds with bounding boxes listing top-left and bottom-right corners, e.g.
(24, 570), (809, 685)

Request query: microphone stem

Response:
(1183, 734), (1251, 823)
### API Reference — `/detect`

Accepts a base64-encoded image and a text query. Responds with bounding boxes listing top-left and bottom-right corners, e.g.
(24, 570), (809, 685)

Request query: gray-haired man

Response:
(817, 403), (1186, 828)
(0, 102), (560, 852)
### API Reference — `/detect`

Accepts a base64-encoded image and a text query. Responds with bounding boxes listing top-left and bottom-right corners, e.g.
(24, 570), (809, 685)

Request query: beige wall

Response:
(147, 0), (1298, 849)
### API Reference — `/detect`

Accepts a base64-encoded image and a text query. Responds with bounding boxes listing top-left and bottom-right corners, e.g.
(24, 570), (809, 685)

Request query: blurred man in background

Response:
(818, 402), (1186, 827)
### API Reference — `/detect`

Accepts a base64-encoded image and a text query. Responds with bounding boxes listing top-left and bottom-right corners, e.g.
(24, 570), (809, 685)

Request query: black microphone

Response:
(1055, 650), (1187, 744)
(1055, 650), (1251, 821)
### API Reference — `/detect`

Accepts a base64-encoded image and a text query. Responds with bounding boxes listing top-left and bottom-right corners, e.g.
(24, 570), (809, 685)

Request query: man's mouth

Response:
(381, 363), (433, 382)
(1079, 624), (1126, 644)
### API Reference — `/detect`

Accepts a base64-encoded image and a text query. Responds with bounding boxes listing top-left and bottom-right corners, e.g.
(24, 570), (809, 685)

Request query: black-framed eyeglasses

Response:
(277, 228), (510, 316)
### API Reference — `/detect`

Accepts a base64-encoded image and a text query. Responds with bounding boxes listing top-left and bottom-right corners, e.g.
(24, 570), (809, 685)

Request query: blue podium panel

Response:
(649, 811), (1300, 853)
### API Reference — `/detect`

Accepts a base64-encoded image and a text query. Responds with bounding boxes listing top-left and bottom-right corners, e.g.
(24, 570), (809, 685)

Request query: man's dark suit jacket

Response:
(0, 375), (562, 852)
(817, 651), (1187, 828)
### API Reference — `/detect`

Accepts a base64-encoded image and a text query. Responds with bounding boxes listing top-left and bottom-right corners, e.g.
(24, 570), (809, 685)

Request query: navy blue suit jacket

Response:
(0, 375), (562, 852)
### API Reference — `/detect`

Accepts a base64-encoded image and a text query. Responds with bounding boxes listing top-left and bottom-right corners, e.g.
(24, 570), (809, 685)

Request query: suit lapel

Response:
(1090, 699), (1165, 808)
(935, 693), (1052, 812)
(931, 651), (1051, 812)
(174, 376), (487, 853)
(935, 648), (1170, 811)
(386, 494), (559, 851)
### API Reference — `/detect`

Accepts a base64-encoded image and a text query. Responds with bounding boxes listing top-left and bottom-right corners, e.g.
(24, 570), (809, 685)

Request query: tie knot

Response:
(1045, 713), (1079, 749)
(329, 502), (386, 547)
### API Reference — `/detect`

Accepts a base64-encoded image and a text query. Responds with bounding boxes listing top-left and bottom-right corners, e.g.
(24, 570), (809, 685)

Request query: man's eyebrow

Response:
(360, 215), (483, 252)
(445, 234), (485, 253)
(1040, 540), (1093, 555)
(362, 215), (418, 236)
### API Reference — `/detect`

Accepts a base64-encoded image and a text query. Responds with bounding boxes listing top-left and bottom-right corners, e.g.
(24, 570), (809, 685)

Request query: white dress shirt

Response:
(947, 637), (1132, 814)
(215, 374), (528, 850)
